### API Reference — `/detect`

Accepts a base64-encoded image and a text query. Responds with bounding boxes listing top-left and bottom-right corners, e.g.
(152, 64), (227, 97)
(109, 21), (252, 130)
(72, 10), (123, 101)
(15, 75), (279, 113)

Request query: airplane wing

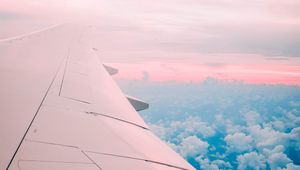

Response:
(0, 24), (195, 170)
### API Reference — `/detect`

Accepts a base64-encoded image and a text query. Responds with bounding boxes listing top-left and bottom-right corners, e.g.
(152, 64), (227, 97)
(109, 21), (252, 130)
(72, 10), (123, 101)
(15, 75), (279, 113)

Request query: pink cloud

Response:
(110, 58), (300, 85)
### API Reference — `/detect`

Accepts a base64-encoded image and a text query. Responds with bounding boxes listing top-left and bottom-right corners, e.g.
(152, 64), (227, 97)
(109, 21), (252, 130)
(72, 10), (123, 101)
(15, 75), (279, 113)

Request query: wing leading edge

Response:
(0, 24), (195, 170)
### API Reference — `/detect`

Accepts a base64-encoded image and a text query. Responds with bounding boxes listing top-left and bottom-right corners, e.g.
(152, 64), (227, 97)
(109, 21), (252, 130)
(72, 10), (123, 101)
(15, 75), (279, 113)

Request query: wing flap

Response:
(87, 152), (187, 170)
(14, 140), (90, 163)
(126, 95), (149, 111)
(17, 161), (99, 170)
(103, 64), (118, 75)
(21, 105), (193, 170)
(25, 106), (145, 159)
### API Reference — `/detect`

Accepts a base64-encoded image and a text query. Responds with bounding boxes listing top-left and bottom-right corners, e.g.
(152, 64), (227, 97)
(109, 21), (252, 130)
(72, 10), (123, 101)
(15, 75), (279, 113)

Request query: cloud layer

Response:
(118, 78), (300, 169)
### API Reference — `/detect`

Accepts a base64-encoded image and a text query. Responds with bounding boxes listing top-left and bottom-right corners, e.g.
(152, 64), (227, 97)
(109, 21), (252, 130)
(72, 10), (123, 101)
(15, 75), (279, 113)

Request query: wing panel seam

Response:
(85, 151), (190, 170)
(81, 151), (103, 170)
(19, 139), (189, 170)
(85, 111), (148, 130)
(6, 55), (67, 170)
(58, 48), (70, 96)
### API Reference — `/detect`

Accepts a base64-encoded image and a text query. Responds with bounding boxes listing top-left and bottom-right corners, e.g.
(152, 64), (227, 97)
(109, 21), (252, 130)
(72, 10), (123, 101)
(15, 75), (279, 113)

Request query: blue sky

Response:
(117, 78), (300, 170)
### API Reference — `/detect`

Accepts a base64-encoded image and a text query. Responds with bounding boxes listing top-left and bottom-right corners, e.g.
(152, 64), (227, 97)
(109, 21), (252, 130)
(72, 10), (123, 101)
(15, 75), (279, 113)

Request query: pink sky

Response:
(1, 0), (300, 85)
(109, 59), (300, 85)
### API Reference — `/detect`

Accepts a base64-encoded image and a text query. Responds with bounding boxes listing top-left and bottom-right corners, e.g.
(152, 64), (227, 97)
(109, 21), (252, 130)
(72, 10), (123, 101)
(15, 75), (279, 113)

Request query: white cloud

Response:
(263, 145), (285, 156)
(178, 136), (209, 158)
(290, 127), (300, 150)
(276, 112), (300, 131)
(196, 156), (232, 170)
(214, 114), (245, 134)
(196, 157), (219, 170)
(237, 152), (266, 170)
(244, 111), (261, 126)
(269, 120), (285, 132)
(149, 116), (216, 146)
(248, 125), (289, 149)
(211, 159), (232, 169)
(120, 80), (300, 169)
(268, 152), (292, 169)
(286, 112), (300, 127)
(170, 116), (216, 139)
(263, 145), (292, 170)
(224, 132), (253, 153)
(278, 163), (300, 170)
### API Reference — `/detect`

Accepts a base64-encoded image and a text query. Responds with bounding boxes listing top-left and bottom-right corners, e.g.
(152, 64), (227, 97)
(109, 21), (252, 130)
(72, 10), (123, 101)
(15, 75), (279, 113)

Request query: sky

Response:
(1, 1), (300, 169)
(1, 0), (300, 84)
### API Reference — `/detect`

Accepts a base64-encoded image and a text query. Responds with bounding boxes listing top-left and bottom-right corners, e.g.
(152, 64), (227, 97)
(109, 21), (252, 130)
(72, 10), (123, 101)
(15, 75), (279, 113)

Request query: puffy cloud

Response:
(278, 112), (300, 130)
(244, 111), (261, 126)
(214, 114), (245, 134)
(150, 116), (216, 144)
(278, 163), (300, 170)
(120, 79), (300, 170)
(263, 145), (292, 169)
(178, 136), (209, 158)
(237, 152), (266, 170)
(170, 116), (216, 139)
(196, 157), (219, 170)
(248, 125), (289, 149)
(265, 120), (285, 132)
(268, 152), (292, 169)
(224, 132), (253, 153)
(263, 144), (285, 156)
(290, 127), (300, 150)
(211, 160), (232, 170)
(196, 156), (232, 170)
(286, 112), (300, 126)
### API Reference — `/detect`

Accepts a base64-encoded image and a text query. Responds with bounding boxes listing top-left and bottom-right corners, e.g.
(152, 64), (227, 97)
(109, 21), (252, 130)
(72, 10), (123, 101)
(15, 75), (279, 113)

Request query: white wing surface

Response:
(0, 24), (195, 170)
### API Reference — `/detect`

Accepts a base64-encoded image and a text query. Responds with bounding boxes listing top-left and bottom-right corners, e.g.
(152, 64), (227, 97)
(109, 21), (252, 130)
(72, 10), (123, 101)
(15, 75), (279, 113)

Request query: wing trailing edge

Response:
(103, 64), (149, 111)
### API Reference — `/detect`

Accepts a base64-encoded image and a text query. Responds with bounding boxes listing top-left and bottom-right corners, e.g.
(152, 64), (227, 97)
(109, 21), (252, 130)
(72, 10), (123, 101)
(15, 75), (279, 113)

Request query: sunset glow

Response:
(111, 61), (300, 85)
(1, 0), (300, 85)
